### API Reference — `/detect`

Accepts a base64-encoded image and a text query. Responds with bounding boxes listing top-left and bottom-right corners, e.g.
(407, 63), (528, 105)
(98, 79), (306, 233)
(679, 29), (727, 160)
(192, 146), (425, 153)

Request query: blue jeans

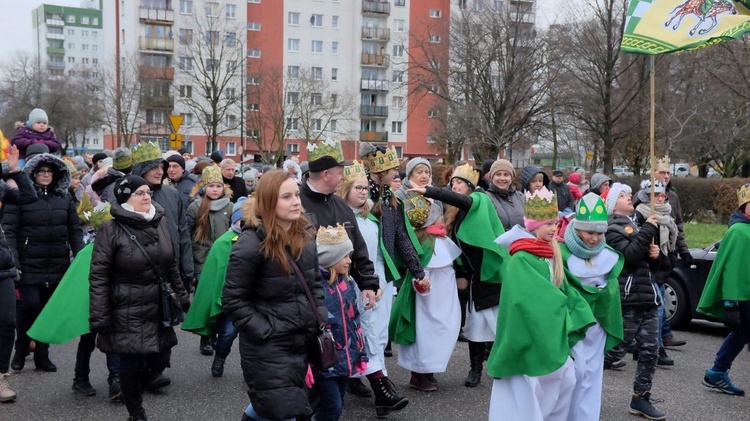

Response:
(244, 403), (294, 421)
(712, 301), (750, 373)
(656, 284), (673, 346)
(213, 313), (238, 358)
(312, 376), (347, 421)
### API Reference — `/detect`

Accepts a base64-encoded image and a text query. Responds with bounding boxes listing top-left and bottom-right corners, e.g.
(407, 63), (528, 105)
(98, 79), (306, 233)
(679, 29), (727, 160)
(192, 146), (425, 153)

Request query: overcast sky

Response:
(0, 0), (570, 61)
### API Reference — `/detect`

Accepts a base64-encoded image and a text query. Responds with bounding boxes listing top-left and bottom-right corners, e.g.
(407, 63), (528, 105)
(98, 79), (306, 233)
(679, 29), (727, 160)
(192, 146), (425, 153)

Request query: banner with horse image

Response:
(623, 0), (750, 54)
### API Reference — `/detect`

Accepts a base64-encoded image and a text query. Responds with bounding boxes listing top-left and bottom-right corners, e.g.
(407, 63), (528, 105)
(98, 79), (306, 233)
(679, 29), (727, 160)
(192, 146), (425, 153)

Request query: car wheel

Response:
(664, 277), (690, 329)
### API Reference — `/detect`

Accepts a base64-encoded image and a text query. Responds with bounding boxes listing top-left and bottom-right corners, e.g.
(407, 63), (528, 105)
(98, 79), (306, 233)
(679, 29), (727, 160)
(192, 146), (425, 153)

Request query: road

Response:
(2, 321), (749, 420)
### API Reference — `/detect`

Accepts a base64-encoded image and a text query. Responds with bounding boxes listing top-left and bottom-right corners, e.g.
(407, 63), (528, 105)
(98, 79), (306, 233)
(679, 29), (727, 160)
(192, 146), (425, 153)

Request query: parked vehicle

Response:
(671, 163), (690, 178)
(707, 167), (721, 178)
(613, 166), (634, 177)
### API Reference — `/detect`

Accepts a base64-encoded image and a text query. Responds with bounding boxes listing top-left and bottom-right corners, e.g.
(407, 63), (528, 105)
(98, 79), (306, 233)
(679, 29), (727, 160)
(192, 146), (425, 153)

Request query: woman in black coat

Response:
(3, 153), (83, 373)
(223, 170), (326, 421)
(89, 175), (189, 421)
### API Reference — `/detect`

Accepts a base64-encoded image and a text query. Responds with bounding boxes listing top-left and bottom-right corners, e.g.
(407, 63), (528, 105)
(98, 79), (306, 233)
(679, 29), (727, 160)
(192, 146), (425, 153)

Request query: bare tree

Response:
(96, 53), (146, 147)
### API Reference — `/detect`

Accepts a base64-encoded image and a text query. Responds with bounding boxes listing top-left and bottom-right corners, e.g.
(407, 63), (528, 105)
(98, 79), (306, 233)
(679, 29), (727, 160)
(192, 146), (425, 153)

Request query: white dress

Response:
(397, 236), (462, 373)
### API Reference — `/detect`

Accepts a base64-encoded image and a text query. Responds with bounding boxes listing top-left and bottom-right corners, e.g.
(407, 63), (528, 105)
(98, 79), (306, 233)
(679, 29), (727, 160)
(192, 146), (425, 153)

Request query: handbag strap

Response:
(117, 222), (165, 284)
(285, 250), (325, 330)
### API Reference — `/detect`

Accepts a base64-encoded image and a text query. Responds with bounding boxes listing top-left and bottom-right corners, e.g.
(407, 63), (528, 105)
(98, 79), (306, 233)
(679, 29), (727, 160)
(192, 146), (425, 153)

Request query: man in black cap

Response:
(165, 154), (197, 212)
(548, 169), (576, 213)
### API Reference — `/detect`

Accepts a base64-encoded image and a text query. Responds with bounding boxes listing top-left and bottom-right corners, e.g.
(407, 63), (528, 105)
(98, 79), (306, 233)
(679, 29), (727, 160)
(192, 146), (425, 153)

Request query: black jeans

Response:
(15, 284), (55, 357)
(74, 332), (121, 381)
(119, 351), (170, 416)
(0, 276), (15, 373)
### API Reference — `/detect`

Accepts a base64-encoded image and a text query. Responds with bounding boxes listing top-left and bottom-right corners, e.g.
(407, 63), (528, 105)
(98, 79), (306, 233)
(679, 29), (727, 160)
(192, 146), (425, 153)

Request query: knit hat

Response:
(589, 173), (612, 193)
(572, 193), (608, 233)
(481, 159), (495, 177)
(243, 168), (259, 182)
(75, 162), (89, 172)
(405, 157), (430, 181)
(113, 175), (149, 204)
(92, 152), (108, 166)
(113, 147), (133, 172)
(210, 150), (223, 164)
(177, 148), (189, 156)
(568, 172), (581, 184)
(65, 161), (80, 179)
(524, 186), (559, 232)
(28, 108), (48, 125)
(101, 157), (113, 168)
(489, 159), (515, 179)
(604, 182), (631, 215)
(165, 154), (186, 171)
(26, 143), (50, 159)
(232, 196), (247, 225)
(72, 155), (86, 167)
(316, 224), (354, 268)
(131, 141), (166, 177)
(185, 159), (196, 174)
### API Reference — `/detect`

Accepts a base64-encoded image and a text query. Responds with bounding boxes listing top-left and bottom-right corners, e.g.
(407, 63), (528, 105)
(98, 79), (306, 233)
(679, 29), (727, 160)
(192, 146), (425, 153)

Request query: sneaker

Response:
(211, 356), (226, 378)
(0, 372), (16, 403)
(629, 392), (666, 420)
(604, 359), (626, 370)
(347, 378), (373, 397)
(703, 369), (745, 396)
(662, 336), (687, 347)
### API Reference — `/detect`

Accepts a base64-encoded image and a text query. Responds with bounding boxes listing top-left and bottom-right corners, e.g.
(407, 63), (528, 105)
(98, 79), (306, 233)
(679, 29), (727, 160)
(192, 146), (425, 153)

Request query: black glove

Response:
(724, 304), (741, 330)
(680, 252), (694, 265)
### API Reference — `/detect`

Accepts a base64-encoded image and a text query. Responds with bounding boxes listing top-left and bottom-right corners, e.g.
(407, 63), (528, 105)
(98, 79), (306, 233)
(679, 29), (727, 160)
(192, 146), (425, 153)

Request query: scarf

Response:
(635, 202), (678, 255)
(367, 171), (393, 208)
(122, 203), (156, 221)
(564, 224), (605, 260)
(488, 184), (516, 200)
(509, 238), (554, 258)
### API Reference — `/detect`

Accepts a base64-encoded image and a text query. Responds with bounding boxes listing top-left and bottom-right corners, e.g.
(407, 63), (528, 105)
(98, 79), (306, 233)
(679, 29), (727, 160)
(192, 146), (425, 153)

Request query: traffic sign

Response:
(169, 115), (184, 132)
(586, 150), (593, 160)
(170, 133), (183, 149)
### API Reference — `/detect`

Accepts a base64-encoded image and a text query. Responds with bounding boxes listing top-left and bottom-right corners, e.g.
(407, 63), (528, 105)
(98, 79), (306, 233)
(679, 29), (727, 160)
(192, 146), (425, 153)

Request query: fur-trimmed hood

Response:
(23, 153), (71, 195)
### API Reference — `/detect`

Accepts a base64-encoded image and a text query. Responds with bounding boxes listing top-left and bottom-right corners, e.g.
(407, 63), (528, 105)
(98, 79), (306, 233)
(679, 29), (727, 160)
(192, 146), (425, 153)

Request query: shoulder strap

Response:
(117, 222), (163, 283)
(285, 249), (324, 330)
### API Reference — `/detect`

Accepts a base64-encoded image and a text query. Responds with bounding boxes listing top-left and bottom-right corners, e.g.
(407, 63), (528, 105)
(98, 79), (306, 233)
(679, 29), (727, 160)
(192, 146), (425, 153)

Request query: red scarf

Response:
(509, 238), (554, 258)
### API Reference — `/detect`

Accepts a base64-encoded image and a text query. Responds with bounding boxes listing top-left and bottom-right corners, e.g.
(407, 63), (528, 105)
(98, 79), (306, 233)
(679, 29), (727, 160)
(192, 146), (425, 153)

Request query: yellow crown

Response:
(343, 160), (367, 184)
(405, 194), (431, 228)
(452, 163), (479, 188)
(131, 141), (162, 164)
(316, 224), (350, 245)
(525, 187), (558, 221)
(656, 155), (670, 170)
(201, 165), (223, 185)
(738, 184), (750, 209)
(363, 146), (399, 174)
(307, 138), (345, 164)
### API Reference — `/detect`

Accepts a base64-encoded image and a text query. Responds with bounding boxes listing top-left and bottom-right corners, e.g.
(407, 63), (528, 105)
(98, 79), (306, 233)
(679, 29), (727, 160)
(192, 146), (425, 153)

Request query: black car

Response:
(663, 240), (722, 328)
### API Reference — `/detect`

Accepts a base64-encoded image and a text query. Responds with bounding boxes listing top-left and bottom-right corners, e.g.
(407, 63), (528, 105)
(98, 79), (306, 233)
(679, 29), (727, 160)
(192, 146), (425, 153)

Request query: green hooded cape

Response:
(182, 229), (237, 335)
(28, 243), (94, 344)
(487, 250), (595, 378)
(560, 243), (625, 352)
(697, 222), (750, 318)
(456, 192), (507, 283)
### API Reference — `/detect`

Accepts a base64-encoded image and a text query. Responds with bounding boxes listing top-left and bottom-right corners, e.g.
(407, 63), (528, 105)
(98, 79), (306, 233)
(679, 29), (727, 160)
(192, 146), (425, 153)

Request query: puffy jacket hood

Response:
(520, 165), (549, 192)
(23, 153), (71, 194)
(729, 209), (750, 227)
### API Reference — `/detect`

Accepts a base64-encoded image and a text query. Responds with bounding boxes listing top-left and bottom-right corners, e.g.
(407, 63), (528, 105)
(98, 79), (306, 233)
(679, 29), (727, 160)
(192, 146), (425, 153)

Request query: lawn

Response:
(683, 222), (727, 249)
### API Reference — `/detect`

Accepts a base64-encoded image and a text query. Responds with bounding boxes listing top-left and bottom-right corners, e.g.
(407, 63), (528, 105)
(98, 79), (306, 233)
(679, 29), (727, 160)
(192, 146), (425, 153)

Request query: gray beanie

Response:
(405, 158), (431, 181)
(28, 108), (48, 125)
(590, 173), (612, 194)
(75, 162), (89, 172)
(243, 168), (259, 182)
(316, 225), (354, 268)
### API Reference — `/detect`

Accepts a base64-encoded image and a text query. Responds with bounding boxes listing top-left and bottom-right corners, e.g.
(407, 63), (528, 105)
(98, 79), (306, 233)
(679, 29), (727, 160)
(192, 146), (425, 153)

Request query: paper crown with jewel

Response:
(361, 143), (399, 174)
(738, 183), (750, 209)
(316, 224), (354, 269)
(451, 163), (480, 188)
(573, 192), (608, 233)
(307, 138), (349, 172)
(405, 194), (431, 228)
(656, 155), (670, 170)
(131, 141), (162, 165)
(343, 160), (367, 184)
(525, 186), (558, 221)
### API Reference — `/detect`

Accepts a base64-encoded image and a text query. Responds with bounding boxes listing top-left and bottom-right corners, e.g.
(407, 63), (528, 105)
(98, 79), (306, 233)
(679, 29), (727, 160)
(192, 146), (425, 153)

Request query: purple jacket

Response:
(11, 126), (61, 157)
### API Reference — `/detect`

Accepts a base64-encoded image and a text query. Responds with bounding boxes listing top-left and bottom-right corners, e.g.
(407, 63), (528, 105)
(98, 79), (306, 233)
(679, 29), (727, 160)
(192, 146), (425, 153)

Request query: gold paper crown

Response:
(451, 163), (479, 187)
(343, 160), (367, 184)
(131, 141), (162, 164)
(363, 147), (399, 174)
(201, 165), (223, 185)
(656, 155), (670, 170)
(405, 194), (431, 228)
(525, 187), (558, 221)
(316, 224), (350, 245)
(307, 138), (345, 164)
(738, 184), (750, 209)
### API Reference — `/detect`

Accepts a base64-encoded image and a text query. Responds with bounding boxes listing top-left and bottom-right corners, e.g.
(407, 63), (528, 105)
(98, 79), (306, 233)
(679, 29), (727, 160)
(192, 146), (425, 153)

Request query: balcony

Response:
(139, 65), (175, 80)
(362, 1), (391, 15)
(509, 12), (535, 24)
(361, 53), (390, 67)
(142, 95), (174, 108)
(360, 131), (388, 143)
(360, 79), (389, 91)
(139, 7), (175, 23)
(46, 18), (64, 27)
(46, 47), (65, 55)
(361, 27), (390, 41)
(46, 32), (64, 40)
(360, 105), (388, 118)
(139, 37), (174, 52)
(47, 61), (65, 69)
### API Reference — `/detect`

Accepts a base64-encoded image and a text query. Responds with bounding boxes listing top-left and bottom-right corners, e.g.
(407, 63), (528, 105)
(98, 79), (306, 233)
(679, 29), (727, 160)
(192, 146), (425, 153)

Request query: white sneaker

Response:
(0, 372), (17, 402)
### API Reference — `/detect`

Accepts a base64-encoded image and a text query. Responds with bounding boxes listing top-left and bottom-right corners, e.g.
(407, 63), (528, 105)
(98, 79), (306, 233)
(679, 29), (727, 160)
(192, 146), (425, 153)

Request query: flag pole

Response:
(649, 55), (656, 216)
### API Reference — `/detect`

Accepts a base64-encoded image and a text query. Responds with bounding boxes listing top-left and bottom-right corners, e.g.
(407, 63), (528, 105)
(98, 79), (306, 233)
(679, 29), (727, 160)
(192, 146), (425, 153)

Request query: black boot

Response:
(10, 352), (25, 371)
(211, 356), (226, 378)
(128, 408), (148, 421)
(657, 347), (674, 366)
(143, 372), (171, 392)
(629, 392), (666, 420)
(370, 376), (408, 417)
(72, 376), (96, 396)
(34, 354), (57, 372)
(109, 375), (122, 401)
(120, 372), (145, 420)
(465, 341), (484, 387)
(200, 335), (214, 356)
(347, 378), (372, 397)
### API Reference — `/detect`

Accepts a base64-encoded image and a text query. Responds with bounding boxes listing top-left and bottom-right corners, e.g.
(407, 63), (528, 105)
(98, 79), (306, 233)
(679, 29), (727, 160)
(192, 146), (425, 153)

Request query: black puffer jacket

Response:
(222, 223), (325, 421)
(0, 170), (37, 280)
(89, 202), (189, 354)
(606, 214), (667, 307)
(3, 154), (83, 286)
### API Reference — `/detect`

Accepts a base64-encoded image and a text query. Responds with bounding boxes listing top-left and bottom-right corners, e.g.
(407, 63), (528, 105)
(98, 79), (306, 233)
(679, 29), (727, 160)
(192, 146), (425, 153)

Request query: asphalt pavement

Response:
(2, 321), (749, 420)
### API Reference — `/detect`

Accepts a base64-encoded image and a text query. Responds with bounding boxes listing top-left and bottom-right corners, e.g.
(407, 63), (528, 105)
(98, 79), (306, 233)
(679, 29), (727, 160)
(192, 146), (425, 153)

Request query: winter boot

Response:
(143, 373), (171, 392)
(10, 352), (25, 372)
(200, 335), (214, 356)
(370, 376), (408, 417)
(657, 347), (674, 366)
(628, 392), (666, 420)
(0, 372), (16, 402)
(409, 372), (437, 392)
(347, 378), (372, 397)
(425, 373), (438, 389)
(465, 341), (484, 387)
(211, 356), (226, 378)
(34, 354), (57, 372)
(108, 375), (122, 401)
(72, 376), (97, 396)
(128, 408), (148, 421)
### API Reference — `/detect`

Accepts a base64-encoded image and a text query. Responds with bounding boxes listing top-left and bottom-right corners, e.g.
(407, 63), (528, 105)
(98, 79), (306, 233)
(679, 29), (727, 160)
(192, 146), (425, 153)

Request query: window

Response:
(311, 93), (322, 105)
(286, 118), (299, 130)
(181, 113), (193, 126)
(93, 58), (98, 65)
(68, 56), (75, 63)
(286, 92), (299, 104)
(392, 45), (404, 57)
(391, 121), (403, 133)
(142, 54), (169, 67)
(288, 12), (300, 25)
(248, 76), (260, 85)
(179, 0), (193, 13)
(311, 40), (323, 54)
(225, 32), (236, 46)
(225, 88), (236, 99)
(249, 104), (260, 111)
(247, 0), (260, 3)
(311, 119), (322, 131)
(92, 31), (98, 37)
(392, 70), (404, 82)
(391, 96), (403, 108)
(67, 29), (75, 35)
(287, 143), (300, 153)
(82, 44), (90, 50)
(146, 109), (166, 124)
(82, 30), (89, 37)
(67, 43), (75, 49)
(92, 17), (98, 25)
(67, 15), (75, 23)
(226, 116), (237, 127)
(428, 109), (440, 118)
(248, 129), (259, 138)
(429, 9), (441, 18)
(331, 94), (338, 105)
(92, 45), (98, 51)
(429, 35), (441, 43)
(179, 28), (193, 44)
(205, 30), (219, 44)
(492, 1), (502, 11)
(331, 42), (339, 54)
(395, 0), (405, 5)
(427, 85), (439, 94)
(331, 68), (338, 81)
(473, 1), (484, 11)
(427, 135), (435, 143)
(330, 120), (337, 131)
(332, 16), (339, 29)
(287, 66), (300, 78)
(179, 56), (193, 70)
(394, 146), (403, 158)
(310, 14), (323, 27)
(312, 67), (323, 79)
(179, 85), (192, 97)
(226, 142), (237, 155)
(205, 59), (219, 71)
(146, 24), (170, 39)
(288, 38), (300, 52)
(248, 49), (261, 58)
(226, 4), (237, 18)
(82, 16), (90, 24)
(394, 19), (405, 32)
(205, 2), (219, 16)
(248, 21), (261, 31)
(82, 58), (89, 64)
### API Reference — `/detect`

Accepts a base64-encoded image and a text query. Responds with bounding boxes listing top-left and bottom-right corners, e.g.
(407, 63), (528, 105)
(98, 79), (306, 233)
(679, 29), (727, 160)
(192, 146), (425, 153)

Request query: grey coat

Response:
(186, 196), (233, 273)
(152, 184), (194, 277)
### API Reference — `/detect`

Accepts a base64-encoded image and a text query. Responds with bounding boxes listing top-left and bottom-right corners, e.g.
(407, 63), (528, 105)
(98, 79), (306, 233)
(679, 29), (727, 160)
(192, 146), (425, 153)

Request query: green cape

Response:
(182, 229), (237, 335)
(28, 243), (94, 344)
(560, 244), (625, 352)
(697, 222), (750, 318)
(456, 192), (507, 283)
(487, 250), (595, 378)
(367, 212), (401, 283)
